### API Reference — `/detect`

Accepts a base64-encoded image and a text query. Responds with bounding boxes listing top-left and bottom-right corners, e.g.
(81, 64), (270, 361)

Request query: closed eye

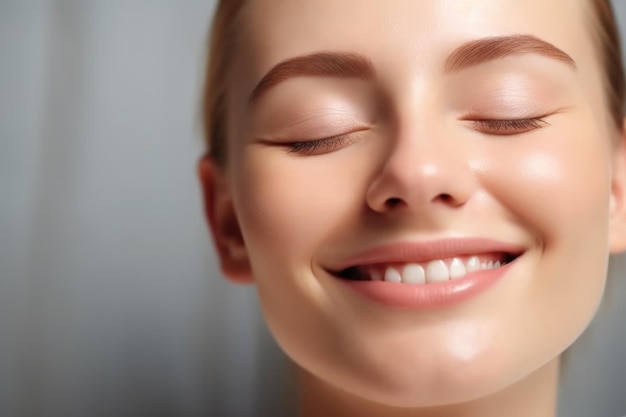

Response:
(285, 131), (363, 155)
(470, 118), (550, 135)
(270, 117), (547, 155)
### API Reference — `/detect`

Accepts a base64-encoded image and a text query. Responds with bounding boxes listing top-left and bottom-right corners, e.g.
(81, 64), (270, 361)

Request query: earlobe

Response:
(197, 156), (253, 284)
(608, 120), (626, 253)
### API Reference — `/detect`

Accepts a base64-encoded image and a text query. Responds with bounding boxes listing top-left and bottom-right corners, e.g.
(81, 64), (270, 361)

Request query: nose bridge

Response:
(397, 123), (457, 180)
(366, 119), (475, 212)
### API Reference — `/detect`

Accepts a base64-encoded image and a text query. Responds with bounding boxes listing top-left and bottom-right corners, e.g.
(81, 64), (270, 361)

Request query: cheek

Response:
(233, 150), (366, 264)
(230, 150), (369, 371)
(475, 128), (612, 245)
(475, 127), (612, 342)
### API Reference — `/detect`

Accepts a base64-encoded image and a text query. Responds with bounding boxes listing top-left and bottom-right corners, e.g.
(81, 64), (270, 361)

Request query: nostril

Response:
(438, 193), (454, 203)
(385, 197), (404, 208)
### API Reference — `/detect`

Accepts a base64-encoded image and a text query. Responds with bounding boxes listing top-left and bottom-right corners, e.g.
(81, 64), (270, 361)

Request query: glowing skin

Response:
(199, 1), (626, 416)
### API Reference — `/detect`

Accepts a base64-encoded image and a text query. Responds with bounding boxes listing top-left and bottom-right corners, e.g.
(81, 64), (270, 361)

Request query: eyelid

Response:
(464, 116), (551, 135)
(284, 130), (366, 156)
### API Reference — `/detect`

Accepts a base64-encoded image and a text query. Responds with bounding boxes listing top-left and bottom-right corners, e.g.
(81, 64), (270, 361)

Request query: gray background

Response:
(1, 1), (625, 416)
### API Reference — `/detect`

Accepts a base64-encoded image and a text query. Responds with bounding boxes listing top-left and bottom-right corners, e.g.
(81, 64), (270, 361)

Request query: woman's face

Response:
(207, 0), (626, 407)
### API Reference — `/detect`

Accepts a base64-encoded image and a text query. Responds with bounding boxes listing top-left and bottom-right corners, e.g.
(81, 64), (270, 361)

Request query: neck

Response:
(298, 359), (560, 417)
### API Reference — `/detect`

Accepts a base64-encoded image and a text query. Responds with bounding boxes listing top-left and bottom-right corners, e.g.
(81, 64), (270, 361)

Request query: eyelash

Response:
(285, 118), (549, 155)
(286, 133), (359, 155)
(470, 117), (550, 135)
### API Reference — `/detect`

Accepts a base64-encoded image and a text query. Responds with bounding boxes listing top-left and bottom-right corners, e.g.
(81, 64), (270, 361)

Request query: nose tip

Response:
(366, 141), (476, 214)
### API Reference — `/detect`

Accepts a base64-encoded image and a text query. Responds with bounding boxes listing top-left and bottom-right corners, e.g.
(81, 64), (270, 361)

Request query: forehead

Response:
(233, 0), (595, 76)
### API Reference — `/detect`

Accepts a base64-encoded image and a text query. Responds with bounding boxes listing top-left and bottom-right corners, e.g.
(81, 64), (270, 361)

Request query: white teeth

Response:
(425, 260), (449, 283)
(402, 264), (426, 284)
(363, 255), (510, 284)
(449, 258), (466, 280)
(467, 256), (481, 272)
(384, 267), (402, 283)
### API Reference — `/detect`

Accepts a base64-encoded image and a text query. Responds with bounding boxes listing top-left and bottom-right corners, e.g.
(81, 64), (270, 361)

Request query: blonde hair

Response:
(202, 0), (626, 164)
(202, 0), (246, 165)
(590, 0), (626, 130)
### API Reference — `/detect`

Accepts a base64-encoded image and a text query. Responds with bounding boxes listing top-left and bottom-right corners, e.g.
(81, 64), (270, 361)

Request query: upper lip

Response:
(327, 238), (526, 272)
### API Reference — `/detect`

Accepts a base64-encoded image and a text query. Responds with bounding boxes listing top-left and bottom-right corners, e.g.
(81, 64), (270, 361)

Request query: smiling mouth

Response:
(335, 252), (520, 284)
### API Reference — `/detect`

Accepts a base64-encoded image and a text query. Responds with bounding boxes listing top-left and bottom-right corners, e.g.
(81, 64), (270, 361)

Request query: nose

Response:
(366, 126), (476, 214)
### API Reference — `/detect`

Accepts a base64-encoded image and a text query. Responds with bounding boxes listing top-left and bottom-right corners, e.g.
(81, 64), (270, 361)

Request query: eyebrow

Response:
(249, 52), (376, 104)
(249, 35), (576, 104)
(444, 34), (576, 73)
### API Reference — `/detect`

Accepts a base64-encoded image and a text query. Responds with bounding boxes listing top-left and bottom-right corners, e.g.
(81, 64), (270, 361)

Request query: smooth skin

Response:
(199, 0), (626, 416)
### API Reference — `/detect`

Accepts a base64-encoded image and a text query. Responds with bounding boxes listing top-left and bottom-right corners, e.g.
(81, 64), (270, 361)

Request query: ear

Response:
(197, 155), (253, 284)
(608, 120), (626, 253)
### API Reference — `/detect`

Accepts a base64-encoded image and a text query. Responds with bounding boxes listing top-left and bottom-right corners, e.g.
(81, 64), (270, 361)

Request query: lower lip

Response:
(336, 262), (515, 309)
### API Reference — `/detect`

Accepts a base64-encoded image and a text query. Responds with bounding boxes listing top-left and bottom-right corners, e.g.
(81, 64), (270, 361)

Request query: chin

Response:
(340, 356), (518, 407)
(293, 329), (562, 410)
